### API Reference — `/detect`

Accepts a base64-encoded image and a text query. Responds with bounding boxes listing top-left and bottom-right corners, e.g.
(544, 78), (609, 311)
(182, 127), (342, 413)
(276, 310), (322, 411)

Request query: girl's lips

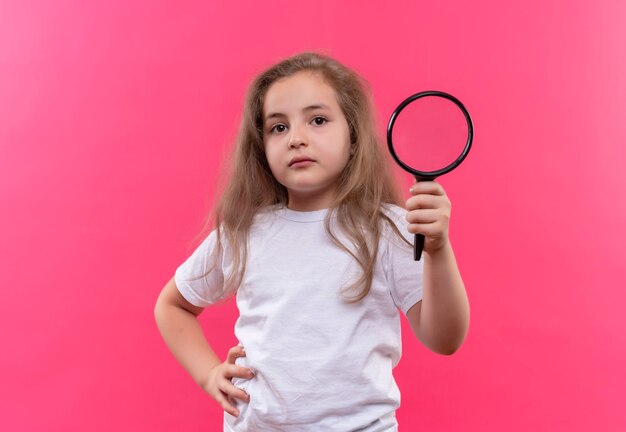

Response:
(288, 156), (315, 167)
(290, 160), (314, 168)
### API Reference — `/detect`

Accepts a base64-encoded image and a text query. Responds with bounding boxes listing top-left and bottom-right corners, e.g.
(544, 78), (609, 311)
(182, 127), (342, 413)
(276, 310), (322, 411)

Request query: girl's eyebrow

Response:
(264, 104), (330, 122)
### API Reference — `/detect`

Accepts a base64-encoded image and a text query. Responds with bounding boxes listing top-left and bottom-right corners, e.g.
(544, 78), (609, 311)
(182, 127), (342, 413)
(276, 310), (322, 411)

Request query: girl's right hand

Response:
(203, 345), (254, 417)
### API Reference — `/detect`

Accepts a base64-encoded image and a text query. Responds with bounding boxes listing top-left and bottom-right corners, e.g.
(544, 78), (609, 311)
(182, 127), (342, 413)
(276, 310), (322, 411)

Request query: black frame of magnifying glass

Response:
(387, 90), (474, 181)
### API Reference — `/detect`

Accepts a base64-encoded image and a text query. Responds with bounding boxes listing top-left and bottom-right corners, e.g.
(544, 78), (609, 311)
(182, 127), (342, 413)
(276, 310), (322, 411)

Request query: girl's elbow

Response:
(431, 333), (468, 356)
(436, 344), (461, 356)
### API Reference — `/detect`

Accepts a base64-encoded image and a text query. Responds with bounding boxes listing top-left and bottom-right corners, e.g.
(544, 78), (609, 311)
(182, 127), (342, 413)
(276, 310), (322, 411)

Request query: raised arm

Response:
(404, 181), (470, 355)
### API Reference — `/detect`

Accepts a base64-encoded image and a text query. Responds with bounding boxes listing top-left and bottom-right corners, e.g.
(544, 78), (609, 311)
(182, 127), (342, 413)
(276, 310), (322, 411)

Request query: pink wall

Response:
(2, 1), (625, 430)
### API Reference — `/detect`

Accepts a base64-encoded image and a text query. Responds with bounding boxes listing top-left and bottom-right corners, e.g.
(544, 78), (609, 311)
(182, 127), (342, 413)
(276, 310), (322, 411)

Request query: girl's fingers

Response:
(214, 390), (240, 417)
(225, 364), (255, 379)
(406, 209), (442, 225)
(206, 348), (252, 419)
(406, 194), (450, 211)
(219, 379), (251, 403)
(410, 181), (446, 196)
(226, 345), (246, 364)
(407, 221), (447, 237)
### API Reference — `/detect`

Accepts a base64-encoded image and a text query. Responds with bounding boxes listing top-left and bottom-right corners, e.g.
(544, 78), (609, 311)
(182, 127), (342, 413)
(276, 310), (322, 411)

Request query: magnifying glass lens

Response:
(391, 95), (469, 174)
(387, 91), (473, 261)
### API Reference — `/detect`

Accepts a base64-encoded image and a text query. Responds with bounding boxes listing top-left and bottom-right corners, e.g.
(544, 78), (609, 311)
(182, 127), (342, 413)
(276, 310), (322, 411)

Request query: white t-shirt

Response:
(175, 204), (423, 431)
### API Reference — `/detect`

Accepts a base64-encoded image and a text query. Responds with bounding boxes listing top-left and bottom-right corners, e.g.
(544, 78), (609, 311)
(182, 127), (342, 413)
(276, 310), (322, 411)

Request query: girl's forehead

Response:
(263, 71), (340, 114)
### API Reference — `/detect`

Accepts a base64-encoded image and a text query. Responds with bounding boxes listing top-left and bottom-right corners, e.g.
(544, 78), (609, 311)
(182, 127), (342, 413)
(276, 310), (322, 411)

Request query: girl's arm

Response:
(154, 277), (222, 381)
(404, 181), (470, 355)
(154, 277), (252, 416)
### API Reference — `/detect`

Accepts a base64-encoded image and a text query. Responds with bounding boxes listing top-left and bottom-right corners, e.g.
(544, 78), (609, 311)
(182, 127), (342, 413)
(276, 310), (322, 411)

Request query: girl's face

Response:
(262, 71), (351, 211)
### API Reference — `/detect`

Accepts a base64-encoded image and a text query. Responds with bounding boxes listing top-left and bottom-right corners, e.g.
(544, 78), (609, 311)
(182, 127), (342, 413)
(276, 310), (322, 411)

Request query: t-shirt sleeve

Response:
(383, 205), (424, 315)
(174, 229), (226, 307)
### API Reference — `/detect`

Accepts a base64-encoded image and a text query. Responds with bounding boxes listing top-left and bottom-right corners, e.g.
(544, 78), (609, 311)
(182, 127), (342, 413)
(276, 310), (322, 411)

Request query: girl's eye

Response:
(312, 116), (327, 126)
(270, 124), (287, 134)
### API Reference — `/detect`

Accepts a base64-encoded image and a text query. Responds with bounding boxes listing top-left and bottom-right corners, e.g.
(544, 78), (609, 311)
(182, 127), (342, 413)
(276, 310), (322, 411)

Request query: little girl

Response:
(155, 52), (469, 431)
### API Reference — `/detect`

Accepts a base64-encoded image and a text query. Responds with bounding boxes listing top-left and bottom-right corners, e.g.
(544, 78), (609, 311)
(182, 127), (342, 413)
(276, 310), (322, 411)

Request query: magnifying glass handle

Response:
(414, 233), (425, 261)
(412, 176), (434, 261)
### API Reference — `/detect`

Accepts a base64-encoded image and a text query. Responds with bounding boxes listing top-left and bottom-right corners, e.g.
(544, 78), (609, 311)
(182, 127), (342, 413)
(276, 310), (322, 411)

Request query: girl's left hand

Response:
(405, 181), (452, 256)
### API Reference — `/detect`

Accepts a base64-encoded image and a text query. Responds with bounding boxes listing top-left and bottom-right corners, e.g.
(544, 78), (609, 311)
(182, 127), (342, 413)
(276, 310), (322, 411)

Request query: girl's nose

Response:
(288, 124), (307, 149)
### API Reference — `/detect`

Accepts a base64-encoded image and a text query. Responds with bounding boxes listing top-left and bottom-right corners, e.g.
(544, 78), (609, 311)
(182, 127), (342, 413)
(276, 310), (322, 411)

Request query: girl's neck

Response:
(286, 201), (331, 212)
(286, 190), (336, 212)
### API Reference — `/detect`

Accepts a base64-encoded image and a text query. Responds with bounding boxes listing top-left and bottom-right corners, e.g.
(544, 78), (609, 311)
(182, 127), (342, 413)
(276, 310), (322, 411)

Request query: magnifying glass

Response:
(387, 90), (473, 261)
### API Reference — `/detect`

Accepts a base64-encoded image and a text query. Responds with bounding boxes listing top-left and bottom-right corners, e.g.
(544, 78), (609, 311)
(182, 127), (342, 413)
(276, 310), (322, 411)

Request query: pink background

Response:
(2, 1), (625, 430)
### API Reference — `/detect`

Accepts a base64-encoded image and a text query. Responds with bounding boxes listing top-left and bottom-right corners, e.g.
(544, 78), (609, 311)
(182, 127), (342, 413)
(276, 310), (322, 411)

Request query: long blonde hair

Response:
(192, 51), (410, 303)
